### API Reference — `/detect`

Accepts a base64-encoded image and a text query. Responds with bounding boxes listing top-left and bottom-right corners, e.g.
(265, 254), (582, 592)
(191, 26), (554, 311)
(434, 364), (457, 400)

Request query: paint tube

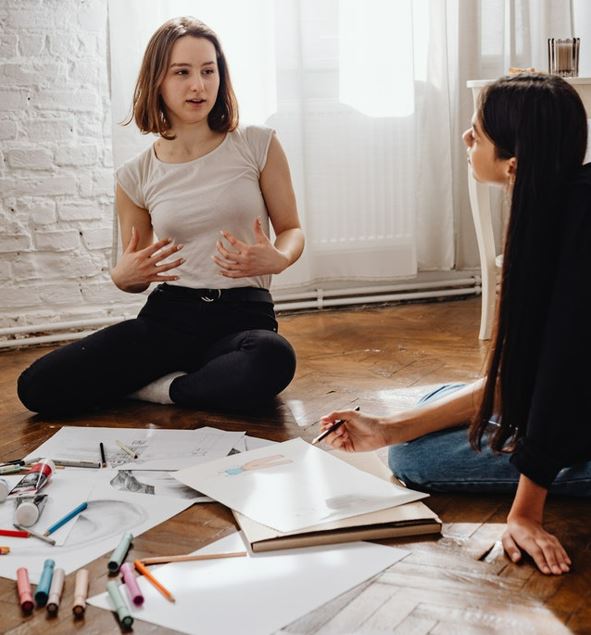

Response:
(8, 459), (55, 498)
(15, 494), (48, 527)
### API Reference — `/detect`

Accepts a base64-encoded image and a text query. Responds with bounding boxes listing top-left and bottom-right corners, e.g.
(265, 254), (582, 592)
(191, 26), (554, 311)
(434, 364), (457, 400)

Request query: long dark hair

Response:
(469, 74), (588, 452)
(125, 16), (238, 139)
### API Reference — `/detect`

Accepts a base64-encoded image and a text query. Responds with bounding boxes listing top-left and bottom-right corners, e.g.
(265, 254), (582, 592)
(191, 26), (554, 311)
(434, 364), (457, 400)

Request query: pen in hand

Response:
(311, 406), (361, 445)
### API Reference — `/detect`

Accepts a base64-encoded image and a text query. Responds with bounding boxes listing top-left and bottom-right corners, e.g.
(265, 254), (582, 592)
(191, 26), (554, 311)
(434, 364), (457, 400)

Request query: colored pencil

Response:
(14, 523), (56, 546)
(140, 551), (247, 565)
(133, 559), (175, 603)
(43, 502), (88, 536)
(0, 528), (29, 538)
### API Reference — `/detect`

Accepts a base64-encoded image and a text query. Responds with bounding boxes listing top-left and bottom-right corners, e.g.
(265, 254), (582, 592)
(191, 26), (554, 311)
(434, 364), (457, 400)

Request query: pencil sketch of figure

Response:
(223, 454), (292, 476)
(110, 470), (203, 499)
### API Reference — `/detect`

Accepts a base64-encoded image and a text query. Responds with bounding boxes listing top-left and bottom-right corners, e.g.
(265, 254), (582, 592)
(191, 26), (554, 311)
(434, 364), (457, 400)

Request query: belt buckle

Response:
(200, 289), (222, 303)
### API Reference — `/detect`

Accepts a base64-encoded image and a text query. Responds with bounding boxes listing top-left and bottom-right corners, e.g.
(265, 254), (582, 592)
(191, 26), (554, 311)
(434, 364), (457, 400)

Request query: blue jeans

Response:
(388, 384), (591, 497)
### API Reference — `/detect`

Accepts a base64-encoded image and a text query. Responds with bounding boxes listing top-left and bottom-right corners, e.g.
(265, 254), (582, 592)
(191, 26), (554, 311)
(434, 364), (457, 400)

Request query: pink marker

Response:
(120, 562), (144, 606)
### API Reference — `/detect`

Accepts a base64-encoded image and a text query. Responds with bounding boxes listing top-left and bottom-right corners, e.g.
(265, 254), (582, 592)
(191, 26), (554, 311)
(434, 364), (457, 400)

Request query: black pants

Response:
(17, 284), (296, 416)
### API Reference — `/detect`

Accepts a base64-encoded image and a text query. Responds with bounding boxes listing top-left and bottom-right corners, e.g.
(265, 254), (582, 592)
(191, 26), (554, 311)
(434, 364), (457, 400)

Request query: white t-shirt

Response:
(116, 125), (274, 290)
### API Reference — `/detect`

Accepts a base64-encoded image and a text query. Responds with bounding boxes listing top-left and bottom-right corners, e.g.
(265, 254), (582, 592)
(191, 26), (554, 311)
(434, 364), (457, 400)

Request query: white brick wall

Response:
(0, 0), (142, 333)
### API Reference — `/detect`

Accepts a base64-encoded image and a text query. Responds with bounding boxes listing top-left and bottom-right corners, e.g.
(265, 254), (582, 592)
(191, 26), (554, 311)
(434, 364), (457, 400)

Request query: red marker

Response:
(16, 567), (34, 614)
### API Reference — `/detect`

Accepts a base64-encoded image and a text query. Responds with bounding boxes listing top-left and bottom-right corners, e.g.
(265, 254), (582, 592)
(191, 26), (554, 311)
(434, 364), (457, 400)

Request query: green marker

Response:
(108, 531), (133, 573)
(107, 581), (134, 628)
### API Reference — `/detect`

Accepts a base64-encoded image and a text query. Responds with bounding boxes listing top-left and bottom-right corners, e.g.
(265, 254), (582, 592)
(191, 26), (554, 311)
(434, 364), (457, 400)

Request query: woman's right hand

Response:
(111, 226), (185, 293)
(318, 410), (390, 452)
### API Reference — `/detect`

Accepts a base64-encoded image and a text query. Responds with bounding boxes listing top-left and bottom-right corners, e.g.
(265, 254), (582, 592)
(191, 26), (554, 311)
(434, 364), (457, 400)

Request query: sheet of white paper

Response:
(174, 438), (426, 532)
(26, 426), (245, 471)
(0, 474), (192, 583)
(0, 471), (98, 546)
(89, 532), (408, 635)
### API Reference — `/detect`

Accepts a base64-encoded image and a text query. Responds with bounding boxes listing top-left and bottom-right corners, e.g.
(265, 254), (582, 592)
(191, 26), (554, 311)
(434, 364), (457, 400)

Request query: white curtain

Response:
(108, 0), (574, 289)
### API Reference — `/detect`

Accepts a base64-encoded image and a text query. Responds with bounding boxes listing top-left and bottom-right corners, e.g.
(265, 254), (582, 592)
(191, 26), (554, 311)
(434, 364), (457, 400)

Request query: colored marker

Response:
(0, 546), (10, 555)
(116, 440), (138, 459)
(107, 581), (134, 629)
(0, 528), (29, 538)
(120, 562), (144, 606)
(100, 442), (107, 467)
(14, 523), (56, 546)
(72, 568), (89, 617)
(35, 558), (55, 607)
(134, 559), (175, 603)
(108, 531), (133, 573)
(53, 459), (101, 469)
(16, 567), (34, 613)
(0, 464), (26, 475)
(47, 567), (65, 615)
(44, 502), (88, 536)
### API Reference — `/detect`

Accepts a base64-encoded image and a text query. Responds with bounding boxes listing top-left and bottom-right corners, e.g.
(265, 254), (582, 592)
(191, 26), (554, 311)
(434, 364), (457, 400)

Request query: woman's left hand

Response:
(502, 514), (571, 575)
(213, 217), (289, 278)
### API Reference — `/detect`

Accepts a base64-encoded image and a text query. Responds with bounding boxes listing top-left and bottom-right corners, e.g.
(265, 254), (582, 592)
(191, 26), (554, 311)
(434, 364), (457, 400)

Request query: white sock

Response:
(127, 372), (186, 405)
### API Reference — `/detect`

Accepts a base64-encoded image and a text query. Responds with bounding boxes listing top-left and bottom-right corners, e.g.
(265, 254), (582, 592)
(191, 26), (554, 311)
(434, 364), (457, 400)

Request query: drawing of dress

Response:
(223, 454), (292, 476)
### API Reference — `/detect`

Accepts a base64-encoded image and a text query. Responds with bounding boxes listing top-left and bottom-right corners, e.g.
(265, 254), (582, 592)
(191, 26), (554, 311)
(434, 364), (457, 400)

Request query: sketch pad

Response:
(235, 450), (441, 552)
(174, 438), (428, 532)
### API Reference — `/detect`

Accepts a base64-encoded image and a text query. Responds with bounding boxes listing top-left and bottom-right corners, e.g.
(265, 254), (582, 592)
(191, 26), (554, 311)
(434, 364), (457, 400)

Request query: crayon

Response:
(107, 581), (134, 628)
(16, 567), (34, 613)
(35, 559), (55, 607)
(108, 531), (133, 573)
(120, 562), (144, 606)
(47, 567), (65, 615)
(72, 568), (89, 617)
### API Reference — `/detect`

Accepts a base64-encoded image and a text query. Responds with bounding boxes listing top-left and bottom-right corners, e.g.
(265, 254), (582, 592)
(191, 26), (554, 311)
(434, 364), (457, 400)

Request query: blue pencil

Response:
(43, 502), (88, 536)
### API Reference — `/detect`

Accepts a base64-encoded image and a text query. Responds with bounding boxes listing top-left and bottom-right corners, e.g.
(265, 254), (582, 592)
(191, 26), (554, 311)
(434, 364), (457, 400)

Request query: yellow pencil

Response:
(133, 559), (175, 603)
(140, 551), (247, 566)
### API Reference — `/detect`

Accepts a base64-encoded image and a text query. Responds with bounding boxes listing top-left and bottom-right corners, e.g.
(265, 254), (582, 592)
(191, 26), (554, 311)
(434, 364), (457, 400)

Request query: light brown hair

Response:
(125, 16), (238, 139)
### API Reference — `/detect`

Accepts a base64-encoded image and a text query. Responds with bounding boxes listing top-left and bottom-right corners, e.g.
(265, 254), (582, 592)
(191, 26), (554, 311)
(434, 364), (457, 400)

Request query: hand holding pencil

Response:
(317, 407), (390, 452)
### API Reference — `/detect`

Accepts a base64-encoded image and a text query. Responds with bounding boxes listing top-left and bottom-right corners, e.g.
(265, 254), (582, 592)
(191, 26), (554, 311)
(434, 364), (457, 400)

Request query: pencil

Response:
(311, 406), (360, 445)
(44, 502), (88, 536)
(140, 551), (247, 565)
(0, 528), (29, 538)
(99, 442), (107, 468)
(13, 524), (56, 546)
(133, 559), (175, 603)
(116, 440), (138, 459)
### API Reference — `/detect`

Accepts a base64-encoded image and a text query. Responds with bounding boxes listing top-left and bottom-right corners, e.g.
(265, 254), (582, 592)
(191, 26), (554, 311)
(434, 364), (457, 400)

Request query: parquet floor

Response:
(0, 297), (589, 634)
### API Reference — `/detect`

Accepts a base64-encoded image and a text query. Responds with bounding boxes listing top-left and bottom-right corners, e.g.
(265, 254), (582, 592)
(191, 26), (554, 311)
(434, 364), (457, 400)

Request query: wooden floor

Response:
(0, 296), (589, 634)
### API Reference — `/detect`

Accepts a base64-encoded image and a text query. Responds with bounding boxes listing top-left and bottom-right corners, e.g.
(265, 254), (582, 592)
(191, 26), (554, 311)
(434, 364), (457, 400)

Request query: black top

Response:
(510, 163), (591, 487)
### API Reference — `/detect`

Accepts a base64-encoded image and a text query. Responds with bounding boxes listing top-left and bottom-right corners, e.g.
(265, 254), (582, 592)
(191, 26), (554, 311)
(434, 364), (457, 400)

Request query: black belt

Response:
(156, 283), (272, 303)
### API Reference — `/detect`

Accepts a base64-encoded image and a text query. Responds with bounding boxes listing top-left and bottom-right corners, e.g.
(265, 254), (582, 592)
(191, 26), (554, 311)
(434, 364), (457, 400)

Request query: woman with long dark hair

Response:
(18, 17), (304, 415)
(320, 73), (591, 575)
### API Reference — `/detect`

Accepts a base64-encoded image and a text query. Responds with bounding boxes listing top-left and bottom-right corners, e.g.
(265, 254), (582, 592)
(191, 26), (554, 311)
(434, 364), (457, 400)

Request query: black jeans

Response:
(18, 284), (296, 416)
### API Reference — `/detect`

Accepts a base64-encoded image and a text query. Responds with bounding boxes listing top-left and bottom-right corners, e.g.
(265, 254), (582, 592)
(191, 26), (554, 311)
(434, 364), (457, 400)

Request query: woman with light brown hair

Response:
(18, 17), (304, 415)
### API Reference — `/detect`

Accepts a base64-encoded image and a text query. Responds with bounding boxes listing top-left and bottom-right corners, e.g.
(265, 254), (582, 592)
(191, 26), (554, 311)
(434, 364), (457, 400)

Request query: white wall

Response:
(0, 0), (141, 331)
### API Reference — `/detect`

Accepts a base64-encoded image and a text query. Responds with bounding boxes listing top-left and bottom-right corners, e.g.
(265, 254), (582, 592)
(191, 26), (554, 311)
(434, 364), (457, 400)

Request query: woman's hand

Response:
(213, 218), (289, 278)
(503, 474), (570, 575)
(111, 226), (184, 293)
(503, 514), (571, 575)
(318, 410), (390, 452)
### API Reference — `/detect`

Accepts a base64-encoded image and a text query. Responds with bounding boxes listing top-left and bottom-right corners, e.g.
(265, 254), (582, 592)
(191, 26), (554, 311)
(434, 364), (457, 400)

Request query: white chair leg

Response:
(467, 168), (497, 340)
